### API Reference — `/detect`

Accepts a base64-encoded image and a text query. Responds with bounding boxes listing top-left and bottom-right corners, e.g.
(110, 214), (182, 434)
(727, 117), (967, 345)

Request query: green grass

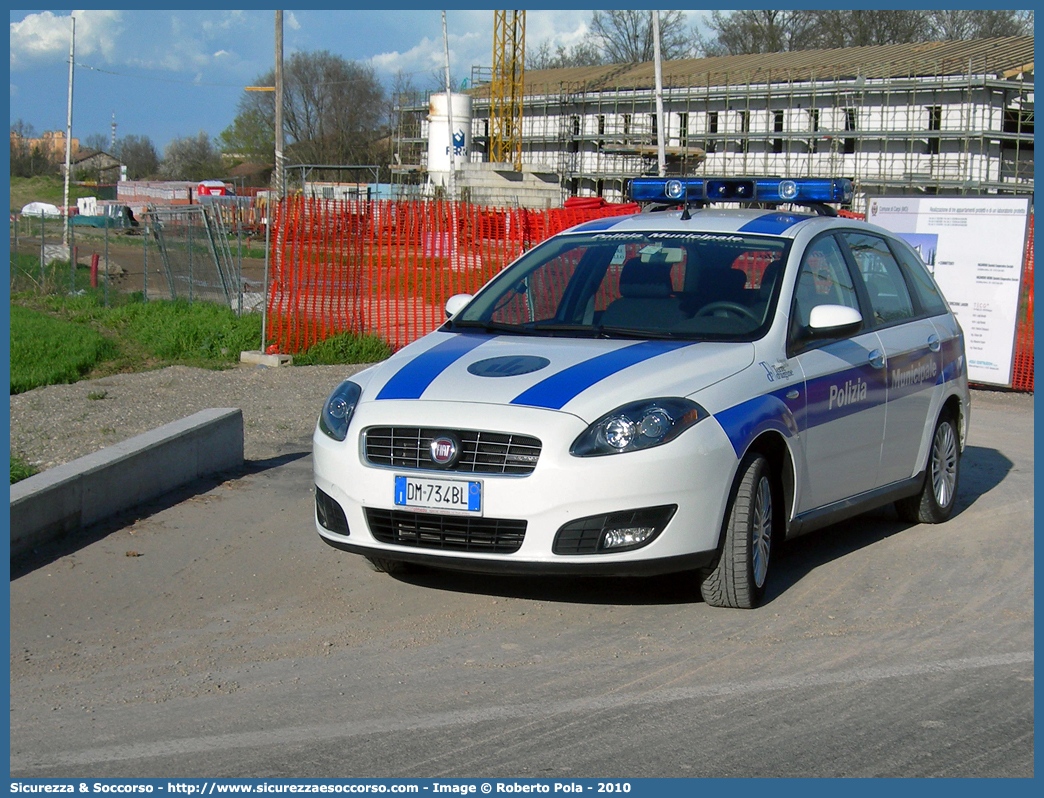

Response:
(10, 454), (38, 484)
(10, 304), (118, 393)
(10, 175), (96, 213)
(293, 331), (393, 365)
(10, 282), (391, 394)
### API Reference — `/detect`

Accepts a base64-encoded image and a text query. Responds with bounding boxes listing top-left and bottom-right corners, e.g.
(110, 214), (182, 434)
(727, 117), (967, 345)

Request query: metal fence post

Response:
(143, 220), (149, 302)
(188, 214), (194, 304)
(39, 210), (45, 289)
(69, 211), (76, 293)
(237, 212), (243, 315)
(104, 215), (110, 306)
(262, 202), (271, 351)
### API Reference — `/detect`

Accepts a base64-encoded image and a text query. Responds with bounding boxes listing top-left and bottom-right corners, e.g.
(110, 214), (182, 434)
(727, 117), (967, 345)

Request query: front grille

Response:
(365, 508), (526, 553)
(364, 427), (542, 475)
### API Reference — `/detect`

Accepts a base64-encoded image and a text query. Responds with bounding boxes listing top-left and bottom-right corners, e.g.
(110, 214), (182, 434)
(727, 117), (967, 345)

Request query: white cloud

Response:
(286, 12), (301, 31)
(10, 10), (123, 70)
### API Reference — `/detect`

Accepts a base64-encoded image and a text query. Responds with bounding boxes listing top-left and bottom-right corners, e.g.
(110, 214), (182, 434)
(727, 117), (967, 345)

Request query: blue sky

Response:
(9, 9), (714, 155)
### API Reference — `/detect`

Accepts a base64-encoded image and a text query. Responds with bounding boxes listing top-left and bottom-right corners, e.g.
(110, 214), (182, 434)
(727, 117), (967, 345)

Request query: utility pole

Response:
(652, 10), (666, 178)
(110, 110), (117, 151)
(274, 10), (284, 199)
(62, 15), (75, 247)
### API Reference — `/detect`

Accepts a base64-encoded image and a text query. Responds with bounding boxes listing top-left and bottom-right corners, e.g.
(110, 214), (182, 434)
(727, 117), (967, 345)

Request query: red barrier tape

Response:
(266, 200), (1034, 393)
(1011, 214), (1034, 392)
(267, 198), (638, 353)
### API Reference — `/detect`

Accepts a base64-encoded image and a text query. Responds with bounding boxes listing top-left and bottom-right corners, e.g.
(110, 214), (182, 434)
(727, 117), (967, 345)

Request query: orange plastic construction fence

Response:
(266, 199), (1034, 392)
(266, 197), (637, 353)
(1011, 213), (1033, 392)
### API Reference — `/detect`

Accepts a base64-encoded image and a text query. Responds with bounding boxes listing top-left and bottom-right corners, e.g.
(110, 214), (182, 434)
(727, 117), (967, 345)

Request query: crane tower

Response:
(490, 10), (525, 170)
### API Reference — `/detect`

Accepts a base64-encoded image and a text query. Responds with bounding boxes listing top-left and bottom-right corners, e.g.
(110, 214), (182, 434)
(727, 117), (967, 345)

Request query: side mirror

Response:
(445, 293), (473, 319)
(808, 304), (862, 336)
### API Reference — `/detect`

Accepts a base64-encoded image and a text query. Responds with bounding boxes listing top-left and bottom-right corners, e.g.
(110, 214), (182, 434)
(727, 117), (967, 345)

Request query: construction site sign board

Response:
(866, 195), (1030, 387)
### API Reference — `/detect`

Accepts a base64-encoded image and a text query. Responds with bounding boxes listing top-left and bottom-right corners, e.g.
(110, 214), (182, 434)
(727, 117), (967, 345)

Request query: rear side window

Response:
(842, 232), (915, 325)
(889, 239), (950, 316)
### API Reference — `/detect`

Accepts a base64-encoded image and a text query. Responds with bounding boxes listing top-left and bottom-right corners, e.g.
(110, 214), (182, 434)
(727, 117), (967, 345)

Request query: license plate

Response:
(394, 475), (482, 515)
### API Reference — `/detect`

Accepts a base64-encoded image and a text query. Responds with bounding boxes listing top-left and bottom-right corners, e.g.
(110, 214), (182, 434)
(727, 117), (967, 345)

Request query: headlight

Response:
(570, 398), (707, 457)
(318, 380), (362, 441)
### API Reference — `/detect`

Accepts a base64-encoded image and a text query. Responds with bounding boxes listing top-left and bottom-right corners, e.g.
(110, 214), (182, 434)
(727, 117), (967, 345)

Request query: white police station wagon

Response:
(313, 177), (969, 608)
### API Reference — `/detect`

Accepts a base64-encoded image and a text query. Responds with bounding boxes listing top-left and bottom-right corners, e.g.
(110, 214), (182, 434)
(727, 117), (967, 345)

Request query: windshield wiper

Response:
(596, 325), (688, 340)
(449, 319), (528, 334)
(528, 322), (601, 336)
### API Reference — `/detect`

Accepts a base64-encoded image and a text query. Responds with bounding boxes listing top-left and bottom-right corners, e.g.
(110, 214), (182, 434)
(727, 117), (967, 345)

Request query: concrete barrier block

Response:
(10, 408), (244, 558)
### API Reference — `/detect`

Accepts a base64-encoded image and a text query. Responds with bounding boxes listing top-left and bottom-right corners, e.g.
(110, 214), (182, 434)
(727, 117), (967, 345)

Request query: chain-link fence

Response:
(10, 201), (258, 313)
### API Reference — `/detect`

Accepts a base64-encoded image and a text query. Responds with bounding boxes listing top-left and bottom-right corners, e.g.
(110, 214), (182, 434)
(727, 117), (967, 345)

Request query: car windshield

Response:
(448, 231), (790, 341)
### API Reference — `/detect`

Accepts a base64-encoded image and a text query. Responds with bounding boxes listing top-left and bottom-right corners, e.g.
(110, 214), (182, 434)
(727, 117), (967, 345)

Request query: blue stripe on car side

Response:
(714, 387), (802, 457)
(510, 340), (696, 410)
(376, 334), (493, 400)
(737, 212), (810, 236)
(938, 337), (965, 383)
(715, 361), (887, 456)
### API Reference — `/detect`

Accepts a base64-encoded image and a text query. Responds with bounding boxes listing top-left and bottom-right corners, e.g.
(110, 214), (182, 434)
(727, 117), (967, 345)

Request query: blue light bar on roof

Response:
(630, 177), (853, 205)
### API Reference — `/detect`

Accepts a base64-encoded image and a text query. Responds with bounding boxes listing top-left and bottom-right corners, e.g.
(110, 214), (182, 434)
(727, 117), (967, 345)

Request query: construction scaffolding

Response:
(395, 36), (1034, 206)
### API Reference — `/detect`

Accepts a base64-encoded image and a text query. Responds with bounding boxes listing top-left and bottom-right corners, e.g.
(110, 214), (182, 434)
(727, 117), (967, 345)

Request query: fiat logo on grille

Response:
(429, 435), (460, 467)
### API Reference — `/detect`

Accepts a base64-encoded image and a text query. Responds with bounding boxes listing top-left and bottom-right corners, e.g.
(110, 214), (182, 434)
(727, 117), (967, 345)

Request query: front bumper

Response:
(312, 399), (739, 575)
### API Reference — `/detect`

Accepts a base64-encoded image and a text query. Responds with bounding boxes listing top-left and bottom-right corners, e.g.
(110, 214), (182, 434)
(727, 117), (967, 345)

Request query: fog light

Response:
(603, 525), (656, 549)
(553, 505), (677, 554)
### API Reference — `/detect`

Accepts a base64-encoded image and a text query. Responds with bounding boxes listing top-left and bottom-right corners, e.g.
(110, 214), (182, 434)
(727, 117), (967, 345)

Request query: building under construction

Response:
(394, 36), (1033, 207)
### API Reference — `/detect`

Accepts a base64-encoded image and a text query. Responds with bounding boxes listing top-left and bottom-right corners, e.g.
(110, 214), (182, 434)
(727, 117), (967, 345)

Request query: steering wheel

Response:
(694, 301), (760, 322)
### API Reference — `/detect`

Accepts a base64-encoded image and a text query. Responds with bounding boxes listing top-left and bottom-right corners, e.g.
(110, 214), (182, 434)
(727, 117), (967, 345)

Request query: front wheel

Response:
(700, 453), (775, 609)
(364, 556), (408, 575)
(895, 413), (961, 524)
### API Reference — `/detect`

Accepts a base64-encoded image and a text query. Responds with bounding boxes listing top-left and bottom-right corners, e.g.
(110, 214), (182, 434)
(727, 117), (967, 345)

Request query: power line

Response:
(75, 62), (245, 87)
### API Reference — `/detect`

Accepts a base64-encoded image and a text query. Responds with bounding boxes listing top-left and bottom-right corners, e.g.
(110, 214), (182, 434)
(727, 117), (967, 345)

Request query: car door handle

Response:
(927, 334), (941, 352)
(869, 349), (886, 369)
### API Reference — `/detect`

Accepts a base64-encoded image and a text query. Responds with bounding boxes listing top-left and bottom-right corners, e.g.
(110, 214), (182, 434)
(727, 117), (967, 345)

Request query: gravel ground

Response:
(9, 363), (372, 471)
(10, 363), (1030, 474)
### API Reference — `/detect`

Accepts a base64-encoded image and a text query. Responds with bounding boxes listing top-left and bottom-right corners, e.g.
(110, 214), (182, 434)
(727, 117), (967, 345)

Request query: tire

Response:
(895, 412), (961, 524)
(700, 453), (775, 609)
(364, 556), (408, 574)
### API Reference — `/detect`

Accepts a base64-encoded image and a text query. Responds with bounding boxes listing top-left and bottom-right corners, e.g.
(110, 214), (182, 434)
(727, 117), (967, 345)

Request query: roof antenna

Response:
(680, 181), (691, 221)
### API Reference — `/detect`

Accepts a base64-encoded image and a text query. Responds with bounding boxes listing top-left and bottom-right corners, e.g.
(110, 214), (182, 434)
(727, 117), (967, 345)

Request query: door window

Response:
(842, 233), (916, 326)
(789, 235), (861, 350)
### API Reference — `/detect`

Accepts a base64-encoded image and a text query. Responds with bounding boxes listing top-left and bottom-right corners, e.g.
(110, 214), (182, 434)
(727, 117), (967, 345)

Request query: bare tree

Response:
(697, 10), (820, 56)
(116, 134), (159, 180)
(160, 131), (224, 181)
(10, 119), (55, 177)
(528, 40), (605, 70)
(223, 50), (387, 171)
(591, 10), (694, 63)
(929, 9), (1033, 40)
(699, 9), (1031, 55)
(811, 10), (933, 49)
(82, 132), (109, 153)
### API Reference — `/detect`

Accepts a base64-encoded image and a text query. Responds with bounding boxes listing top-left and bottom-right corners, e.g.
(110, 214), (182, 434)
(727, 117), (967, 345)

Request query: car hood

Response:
(362, 332), (754, 422)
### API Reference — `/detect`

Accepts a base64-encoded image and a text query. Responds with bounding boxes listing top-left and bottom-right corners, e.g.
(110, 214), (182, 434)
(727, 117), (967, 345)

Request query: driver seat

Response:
(601, 258), (686, 330)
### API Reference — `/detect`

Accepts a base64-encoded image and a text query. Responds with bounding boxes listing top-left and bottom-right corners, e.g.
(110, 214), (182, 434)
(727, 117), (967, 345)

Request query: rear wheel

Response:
(700, 453), (775, 609)
(895, 412), (960, 524)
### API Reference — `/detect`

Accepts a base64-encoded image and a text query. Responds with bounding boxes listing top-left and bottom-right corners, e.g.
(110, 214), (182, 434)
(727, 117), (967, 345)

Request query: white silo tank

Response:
(427, 92), (472, 186)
